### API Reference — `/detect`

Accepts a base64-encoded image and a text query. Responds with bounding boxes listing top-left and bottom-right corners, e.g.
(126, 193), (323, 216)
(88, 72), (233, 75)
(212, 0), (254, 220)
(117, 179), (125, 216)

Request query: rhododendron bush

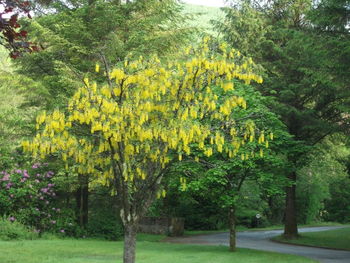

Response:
(0, 163), (72, 234)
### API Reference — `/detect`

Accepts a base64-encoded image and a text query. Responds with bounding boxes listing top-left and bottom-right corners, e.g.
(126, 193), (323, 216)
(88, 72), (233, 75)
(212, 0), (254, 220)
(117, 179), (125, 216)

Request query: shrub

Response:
(87, 216), (124, 240)
(0, 218), (38, 241)
(87, 188), (124, 240)
(324, 177), (350, 223)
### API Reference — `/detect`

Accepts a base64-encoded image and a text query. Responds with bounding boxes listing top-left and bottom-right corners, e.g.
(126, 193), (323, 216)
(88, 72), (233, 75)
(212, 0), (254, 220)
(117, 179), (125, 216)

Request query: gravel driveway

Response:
(165, 226), (350, 263)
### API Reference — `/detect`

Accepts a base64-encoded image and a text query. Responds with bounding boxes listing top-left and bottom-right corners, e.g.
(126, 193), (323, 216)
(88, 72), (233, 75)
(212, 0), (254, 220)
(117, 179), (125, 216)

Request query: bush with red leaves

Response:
(0, 0), (38, 58)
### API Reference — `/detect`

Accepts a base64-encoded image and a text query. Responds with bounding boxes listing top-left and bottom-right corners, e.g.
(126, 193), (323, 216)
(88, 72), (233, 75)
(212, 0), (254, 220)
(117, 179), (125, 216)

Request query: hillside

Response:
(182, 3), (225, 34)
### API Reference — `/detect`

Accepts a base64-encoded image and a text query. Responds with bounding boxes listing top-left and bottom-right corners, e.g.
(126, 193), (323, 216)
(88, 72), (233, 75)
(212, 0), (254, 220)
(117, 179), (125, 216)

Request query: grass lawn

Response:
(237, 222), (346, 232)
(0, 237), (316, 263)
(273, 226), (350, 251)
(184, 222), (346, 236)
(184, 229), (228, 236)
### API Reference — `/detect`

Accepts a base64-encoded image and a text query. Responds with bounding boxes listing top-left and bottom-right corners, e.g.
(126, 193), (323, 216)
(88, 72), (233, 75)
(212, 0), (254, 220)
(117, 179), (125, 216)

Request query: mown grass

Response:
(239, 222), (346, 232)
(184, 222), (346, 236)
(273, 226), (350, 251)
(184, 229), (228, 236)
(0, 237), (317, 263)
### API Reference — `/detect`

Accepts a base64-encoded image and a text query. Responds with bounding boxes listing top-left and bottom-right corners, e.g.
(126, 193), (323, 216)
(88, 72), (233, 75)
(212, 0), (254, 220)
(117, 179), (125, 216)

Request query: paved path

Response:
(165, 226), (350, 263)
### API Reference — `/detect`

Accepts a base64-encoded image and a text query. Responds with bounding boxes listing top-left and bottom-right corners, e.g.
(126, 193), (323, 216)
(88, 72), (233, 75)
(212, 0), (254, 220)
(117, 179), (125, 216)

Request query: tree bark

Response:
(76, 174), (89, 228)
(82, 178), (89, 226)
(229, 206), (236, 251)
(284, 171), (298, 238)
(123, 223), (138, 263)
(76, 184), (82, 225)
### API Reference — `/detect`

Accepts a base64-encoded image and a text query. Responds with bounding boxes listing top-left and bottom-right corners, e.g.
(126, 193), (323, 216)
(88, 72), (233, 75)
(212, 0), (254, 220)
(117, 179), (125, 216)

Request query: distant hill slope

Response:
(182, 4), (225, 35)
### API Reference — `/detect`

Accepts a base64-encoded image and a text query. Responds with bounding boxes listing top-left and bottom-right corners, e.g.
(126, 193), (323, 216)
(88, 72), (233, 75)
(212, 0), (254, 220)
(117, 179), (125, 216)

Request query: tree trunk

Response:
(284, 171), (298, 238)
(76, 174), (89, 228)
(82, 178), (89, 226)
(76, 185), (82, 225)
(229, 206), (236, 251)
(123, 223), (138, 263)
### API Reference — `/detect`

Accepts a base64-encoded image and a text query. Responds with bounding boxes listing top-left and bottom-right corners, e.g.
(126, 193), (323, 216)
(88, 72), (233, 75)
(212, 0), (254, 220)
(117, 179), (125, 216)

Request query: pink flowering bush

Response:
(0, 163), (69, 234)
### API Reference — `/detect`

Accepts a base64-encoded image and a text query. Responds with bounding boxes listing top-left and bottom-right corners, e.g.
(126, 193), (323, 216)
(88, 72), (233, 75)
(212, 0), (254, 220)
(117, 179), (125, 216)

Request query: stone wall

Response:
(138, 217), (184, 236)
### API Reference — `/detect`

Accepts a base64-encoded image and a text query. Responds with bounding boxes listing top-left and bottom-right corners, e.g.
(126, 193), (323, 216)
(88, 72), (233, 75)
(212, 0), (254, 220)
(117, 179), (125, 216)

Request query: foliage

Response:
(0, 47), (40, 168)
(0, 217), (37, 240)
(309, 0), (350, 33)
(15, 0), (192, 110)
(182, 3), (225, 35)
(170, 83), (288, 211)
(214, 1), (268, 58)
(218, 1), (350, 146)
(324, 176), (350, 223)
(217, 0), (350, 153)
(152, 77), (289, 250)
(86, 216), (123, 241)
(155, 187), (228, 230)
(296, 136), (350, 224)
(87, 187), (124, 240)
(160, 180), (271, 230)
(1, 44), (126, 240)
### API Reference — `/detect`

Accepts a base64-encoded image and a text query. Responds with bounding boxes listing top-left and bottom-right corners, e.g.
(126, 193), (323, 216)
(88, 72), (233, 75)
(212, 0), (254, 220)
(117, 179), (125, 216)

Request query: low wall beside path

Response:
(138, 217), (184, 236)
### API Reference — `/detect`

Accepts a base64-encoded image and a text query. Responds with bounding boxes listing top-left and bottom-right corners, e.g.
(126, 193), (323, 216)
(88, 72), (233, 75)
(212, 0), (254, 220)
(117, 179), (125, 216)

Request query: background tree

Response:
(309, 0), (350, 33)
(0, 47), (40, 168)
(170, 83), (289, 251)
(16, 0), (192, 109)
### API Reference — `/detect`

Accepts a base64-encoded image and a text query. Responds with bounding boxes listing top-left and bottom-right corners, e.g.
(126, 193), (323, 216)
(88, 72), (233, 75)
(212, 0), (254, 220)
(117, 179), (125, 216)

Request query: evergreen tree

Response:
(15, 0), (192, 109)
(216, 0), (350, 238)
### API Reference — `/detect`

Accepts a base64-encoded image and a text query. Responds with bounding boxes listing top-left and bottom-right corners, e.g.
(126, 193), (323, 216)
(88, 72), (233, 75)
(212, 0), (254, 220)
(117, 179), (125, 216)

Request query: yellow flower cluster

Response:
(180, 177), (187, 191)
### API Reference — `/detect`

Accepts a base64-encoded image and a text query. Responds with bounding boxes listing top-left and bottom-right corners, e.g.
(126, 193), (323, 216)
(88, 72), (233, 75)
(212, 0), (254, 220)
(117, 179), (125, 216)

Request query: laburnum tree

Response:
(23, 39), (264, 263)
(0, 0), (37, 58)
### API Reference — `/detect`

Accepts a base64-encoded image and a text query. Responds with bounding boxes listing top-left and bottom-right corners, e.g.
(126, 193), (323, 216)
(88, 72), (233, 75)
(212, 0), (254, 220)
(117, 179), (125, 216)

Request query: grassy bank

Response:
(0, 238), (316, 263)
(185, 222), (345, 236)
(273, 226), (350, 251)
(238, 222), (345, 232)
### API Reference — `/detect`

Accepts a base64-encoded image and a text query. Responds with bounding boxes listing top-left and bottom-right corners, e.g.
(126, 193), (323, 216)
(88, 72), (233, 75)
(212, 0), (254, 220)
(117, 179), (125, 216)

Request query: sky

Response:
(183, 0), (227, 7)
